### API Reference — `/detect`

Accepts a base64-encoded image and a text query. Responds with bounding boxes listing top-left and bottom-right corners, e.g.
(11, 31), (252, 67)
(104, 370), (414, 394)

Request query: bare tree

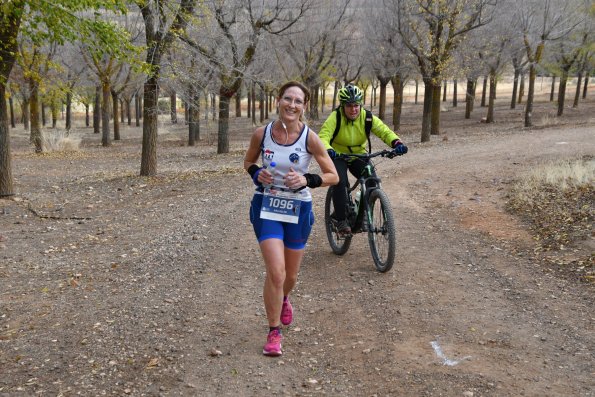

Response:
(280, 0), (352, 120)
(180, 0), (310, 154)
(514, 0), (583, 127)
(16, 40), (57, 152)
(395, 0), (494, 142)
(510, 46), (528, 109)
(477, 8), (515, 123)
(363, 4), (414, 127)
(136, 0), (196, 175)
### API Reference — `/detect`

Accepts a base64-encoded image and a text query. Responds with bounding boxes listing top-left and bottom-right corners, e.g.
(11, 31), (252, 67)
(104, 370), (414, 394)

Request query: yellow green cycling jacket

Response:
(318, 107), (400, 154)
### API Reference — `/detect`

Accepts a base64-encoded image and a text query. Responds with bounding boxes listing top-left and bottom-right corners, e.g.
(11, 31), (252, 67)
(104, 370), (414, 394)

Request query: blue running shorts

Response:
(250, 193), (314, 250)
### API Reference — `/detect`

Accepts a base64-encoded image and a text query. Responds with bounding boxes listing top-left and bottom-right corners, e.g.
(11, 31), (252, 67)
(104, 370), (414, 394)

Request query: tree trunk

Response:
(518, 73), (525, 104)
(308, 83), (320, 120)
(452, 79), (458, 107)
(582, 74), (589, 98)
(102, 81), (111, 147)
(126, 97), (131, 125)
(391, 75), (403, 130)
(431, 81), (441, 135)
(0, 8), (22, 196)
(421, 78), (432, 142)
(188, 89), (200, 146)
(265, 89), (269, 120)
(259, 85), (265, 124)
(211, 93), (216, 121)
(93, 86), (101, 134)
(415, 79), (419, 104)
(557, 71), (568, 117)
(204, 92), (209, 121)
(465, 78), (475, 119)
(9, 96), (15, 128)
(247, 84), (251, 118)
(442, 81), (447, 102)
(235, 91), (241, 117)
(29, 79), (42, 152)
(22, 100), (29, 131)
(524, 64), (537, 127)
(550, 76), (556, 101)
(135, 93), (140, 127)
(486, 71), (496, 123)
(140, 76), (159, 175)
(511, 69), (519, 109)
(0, 84), (14, 196)
(51, 100), (58, 128)
(573, 71), (582, 108)
(41, 102), (46, 126)
(480, 76), (487, 107)
(332, 80), (339, 110)
(111, 90), (120, 140)
(85, 104), (90, 127)
(378, 78), (389, 121)
(66, 91), (72, 131)
(251, 83), (256, 126)
(170, 92), (177, 124)
(217, 91), (231, 154)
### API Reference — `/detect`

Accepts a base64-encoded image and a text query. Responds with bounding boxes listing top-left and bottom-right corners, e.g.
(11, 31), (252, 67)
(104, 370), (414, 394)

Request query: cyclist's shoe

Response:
(336, 219), (352, 236)
(281, 297), (293, 326)
(263, 329), (283, 356)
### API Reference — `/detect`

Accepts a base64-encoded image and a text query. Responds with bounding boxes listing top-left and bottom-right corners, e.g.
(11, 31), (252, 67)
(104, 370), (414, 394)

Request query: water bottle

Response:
(264, 161), (276, 188)
(354, 190), (361, 213)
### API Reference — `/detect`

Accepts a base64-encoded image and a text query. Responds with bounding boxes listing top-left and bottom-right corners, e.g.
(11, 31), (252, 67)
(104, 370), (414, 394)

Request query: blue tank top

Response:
(259, 120), (313, 201)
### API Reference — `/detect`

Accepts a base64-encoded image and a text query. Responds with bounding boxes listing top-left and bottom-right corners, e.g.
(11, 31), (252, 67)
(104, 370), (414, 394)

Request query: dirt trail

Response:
(0, 122), (593, 397)
(182, 125), (594, 396)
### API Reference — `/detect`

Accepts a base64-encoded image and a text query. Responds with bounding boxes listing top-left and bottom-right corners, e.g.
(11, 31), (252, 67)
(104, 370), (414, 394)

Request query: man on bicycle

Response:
(318, 83), (408, 235)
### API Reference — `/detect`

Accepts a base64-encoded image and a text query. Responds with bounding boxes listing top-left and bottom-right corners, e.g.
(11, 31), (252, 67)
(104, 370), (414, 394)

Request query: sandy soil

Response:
(0, 94), (594, 397)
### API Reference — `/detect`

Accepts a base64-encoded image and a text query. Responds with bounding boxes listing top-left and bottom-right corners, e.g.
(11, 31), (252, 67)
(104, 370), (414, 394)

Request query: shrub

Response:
(42, 130), (82, 152)
(507, 156), (594, 280)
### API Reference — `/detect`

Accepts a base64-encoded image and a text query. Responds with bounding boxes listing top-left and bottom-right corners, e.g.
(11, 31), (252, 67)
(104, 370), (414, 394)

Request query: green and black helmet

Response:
(338, 84), (363, 105)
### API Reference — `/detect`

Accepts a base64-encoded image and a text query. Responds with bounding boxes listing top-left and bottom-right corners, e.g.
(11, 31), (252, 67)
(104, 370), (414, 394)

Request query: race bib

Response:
(260, 187), (302, 224)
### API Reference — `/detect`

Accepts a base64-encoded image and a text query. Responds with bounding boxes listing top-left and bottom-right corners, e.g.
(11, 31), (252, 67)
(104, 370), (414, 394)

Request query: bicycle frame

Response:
(348, 164), (380, 233)
(324, 148), (401, 272)
(339, 150), (391, 234)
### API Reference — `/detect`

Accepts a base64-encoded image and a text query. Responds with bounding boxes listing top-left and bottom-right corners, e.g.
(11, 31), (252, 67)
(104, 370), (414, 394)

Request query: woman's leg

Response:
(283, 247), (305, 296)
(260, 238), (287, 327)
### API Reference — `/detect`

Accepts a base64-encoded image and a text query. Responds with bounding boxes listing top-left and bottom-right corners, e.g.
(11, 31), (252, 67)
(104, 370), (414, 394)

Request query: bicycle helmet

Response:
(338, 84), (363, 105)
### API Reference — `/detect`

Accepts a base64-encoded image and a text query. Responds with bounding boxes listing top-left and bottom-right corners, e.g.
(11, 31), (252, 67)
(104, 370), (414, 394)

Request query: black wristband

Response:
(247, 164), (261, 178)
(304, 173), (322, 188)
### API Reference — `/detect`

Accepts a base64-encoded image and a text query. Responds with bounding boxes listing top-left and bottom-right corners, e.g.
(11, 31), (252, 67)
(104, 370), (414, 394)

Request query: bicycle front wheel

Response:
(324, 186), (352, 255)
(367, 189), (396, 272)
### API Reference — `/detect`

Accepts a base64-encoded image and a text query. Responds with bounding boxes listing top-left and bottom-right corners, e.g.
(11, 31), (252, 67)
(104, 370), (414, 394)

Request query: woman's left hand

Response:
(284, 167), (305, 190)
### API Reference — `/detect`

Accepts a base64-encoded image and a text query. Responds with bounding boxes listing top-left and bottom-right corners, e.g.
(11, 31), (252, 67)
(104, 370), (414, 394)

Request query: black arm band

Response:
(247, 164), (261, 178)
(304, 173), (323, 188)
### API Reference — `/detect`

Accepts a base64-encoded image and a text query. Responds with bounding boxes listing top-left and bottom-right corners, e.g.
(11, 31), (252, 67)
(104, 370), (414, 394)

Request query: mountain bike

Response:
(324, 149), (401, 272)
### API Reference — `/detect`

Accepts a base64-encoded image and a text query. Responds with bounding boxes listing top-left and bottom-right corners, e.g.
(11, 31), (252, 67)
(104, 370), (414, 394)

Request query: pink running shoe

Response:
(263, 329), (283, 356)
(281, 298), (293, 326)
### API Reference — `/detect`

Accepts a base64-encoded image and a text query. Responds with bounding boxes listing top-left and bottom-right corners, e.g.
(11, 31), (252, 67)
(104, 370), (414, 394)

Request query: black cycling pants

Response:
(331, 157), (368, 221)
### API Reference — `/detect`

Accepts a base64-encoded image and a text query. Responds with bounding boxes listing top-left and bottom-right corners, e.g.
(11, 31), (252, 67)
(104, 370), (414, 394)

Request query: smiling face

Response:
(278, 86), (306, 123)
(343, 103), (361, 121)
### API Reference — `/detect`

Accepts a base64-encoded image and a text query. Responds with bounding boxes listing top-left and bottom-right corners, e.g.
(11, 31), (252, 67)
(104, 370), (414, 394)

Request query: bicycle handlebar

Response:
(336, 149), (402, 160)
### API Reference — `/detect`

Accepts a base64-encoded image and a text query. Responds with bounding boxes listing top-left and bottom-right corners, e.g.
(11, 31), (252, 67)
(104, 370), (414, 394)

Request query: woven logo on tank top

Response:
(263, 148), (274, 161)
(289, 153), (300, 164)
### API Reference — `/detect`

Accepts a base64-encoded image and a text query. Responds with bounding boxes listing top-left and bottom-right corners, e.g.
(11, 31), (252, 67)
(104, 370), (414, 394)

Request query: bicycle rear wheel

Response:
(367, 189), (396, 272)
(324, 186), (352, 255)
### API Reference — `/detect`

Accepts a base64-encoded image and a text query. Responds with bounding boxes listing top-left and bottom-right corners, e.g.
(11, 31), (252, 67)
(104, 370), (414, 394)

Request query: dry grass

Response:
(507, 156), (594, 281)
(42, 130), (82, 152)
